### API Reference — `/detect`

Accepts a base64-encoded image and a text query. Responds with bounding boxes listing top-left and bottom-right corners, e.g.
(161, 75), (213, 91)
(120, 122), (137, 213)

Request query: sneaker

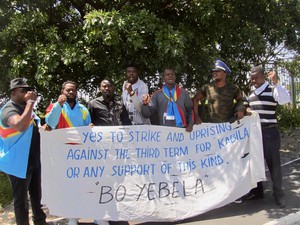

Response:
(234, 198), (242, 203)
(275, 196), (286, 208)
(94, 220), (109, 225)
(68, 218), (78, 225)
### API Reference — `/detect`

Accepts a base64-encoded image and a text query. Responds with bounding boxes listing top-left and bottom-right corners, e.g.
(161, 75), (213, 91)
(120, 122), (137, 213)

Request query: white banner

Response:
(41, 113), (265, 222)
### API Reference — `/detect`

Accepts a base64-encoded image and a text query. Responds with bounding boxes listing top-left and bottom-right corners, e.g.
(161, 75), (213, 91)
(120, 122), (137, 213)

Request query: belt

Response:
(261, 124), (278, 129)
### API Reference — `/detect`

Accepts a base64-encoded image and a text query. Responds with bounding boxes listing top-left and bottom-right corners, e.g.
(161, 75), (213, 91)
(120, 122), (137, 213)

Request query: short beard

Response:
(102, 92), (113, 101)
(67, 97), (76, 103)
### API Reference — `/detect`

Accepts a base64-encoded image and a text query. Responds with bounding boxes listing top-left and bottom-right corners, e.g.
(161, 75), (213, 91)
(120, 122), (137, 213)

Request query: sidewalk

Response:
(161, 159), (300, 225)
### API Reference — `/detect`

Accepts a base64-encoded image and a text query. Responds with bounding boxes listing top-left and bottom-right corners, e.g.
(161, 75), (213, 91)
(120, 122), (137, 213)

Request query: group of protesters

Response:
(0, 60), (290, 225)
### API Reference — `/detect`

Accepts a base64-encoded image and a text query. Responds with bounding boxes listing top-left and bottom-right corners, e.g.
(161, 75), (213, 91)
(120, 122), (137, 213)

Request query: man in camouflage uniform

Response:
(193, 60), (246, 124)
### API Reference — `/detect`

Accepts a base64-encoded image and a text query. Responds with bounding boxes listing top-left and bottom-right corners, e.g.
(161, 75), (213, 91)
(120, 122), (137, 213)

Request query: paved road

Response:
(134, 159), (300, 225)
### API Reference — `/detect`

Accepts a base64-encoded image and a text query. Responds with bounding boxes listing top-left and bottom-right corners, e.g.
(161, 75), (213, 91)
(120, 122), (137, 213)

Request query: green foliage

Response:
(280, 56), (300, 78)
(0, 172), (12, 208)
(1, 0), (300, 211)
(277, 105), (300, 131)
(0, 0), (300, 112)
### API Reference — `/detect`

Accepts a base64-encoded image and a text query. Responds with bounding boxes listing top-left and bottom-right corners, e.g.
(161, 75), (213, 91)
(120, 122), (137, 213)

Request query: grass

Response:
(0, 172), (12, 210)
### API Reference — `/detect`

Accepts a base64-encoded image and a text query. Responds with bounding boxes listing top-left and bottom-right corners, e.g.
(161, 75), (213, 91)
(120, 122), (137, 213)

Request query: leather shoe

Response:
(275, 196), (286, 208)
(242, 192), (264, 200)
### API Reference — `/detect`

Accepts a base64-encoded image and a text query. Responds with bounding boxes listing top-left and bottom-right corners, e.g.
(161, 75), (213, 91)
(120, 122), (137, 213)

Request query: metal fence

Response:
(265, 63), (300, 108)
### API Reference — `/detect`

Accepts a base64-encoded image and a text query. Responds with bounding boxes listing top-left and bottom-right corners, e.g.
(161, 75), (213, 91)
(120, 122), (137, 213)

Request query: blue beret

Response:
(212, 60), (231, 74)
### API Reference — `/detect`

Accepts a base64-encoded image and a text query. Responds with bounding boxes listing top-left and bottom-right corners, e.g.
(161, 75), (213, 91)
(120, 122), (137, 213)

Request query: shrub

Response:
(0, 172), (12, 209)
(277, 105), (300, 131)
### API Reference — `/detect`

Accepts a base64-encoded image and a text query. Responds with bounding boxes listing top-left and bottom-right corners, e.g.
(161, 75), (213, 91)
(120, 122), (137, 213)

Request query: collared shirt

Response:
(88, 96), (122, 126)
(122, 78), (150, 125)
(249, 81), (290, 125)
(253, 81), (290, 105)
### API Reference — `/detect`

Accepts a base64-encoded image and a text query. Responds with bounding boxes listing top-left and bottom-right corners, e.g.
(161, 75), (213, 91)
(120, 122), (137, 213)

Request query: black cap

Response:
(10, 78), (31, 91)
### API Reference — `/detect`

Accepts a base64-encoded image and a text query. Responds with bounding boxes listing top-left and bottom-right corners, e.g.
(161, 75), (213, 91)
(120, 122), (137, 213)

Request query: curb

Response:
(264, 211), (300, 225)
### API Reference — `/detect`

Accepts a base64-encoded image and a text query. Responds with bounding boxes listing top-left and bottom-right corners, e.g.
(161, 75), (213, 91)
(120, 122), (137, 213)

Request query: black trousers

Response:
(250, 126), (284, 198)
(109, 222), (129, 225)
(9, 166), (47, 225)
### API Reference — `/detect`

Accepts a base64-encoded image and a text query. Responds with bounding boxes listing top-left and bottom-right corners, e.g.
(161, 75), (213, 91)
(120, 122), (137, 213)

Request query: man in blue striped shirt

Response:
(243, 66), (290, 208)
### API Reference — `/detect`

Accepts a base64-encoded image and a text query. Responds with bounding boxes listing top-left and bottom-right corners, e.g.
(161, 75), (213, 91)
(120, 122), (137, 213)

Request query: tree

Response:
(279, 56), (300, 107)
(0, 0), (300, 112)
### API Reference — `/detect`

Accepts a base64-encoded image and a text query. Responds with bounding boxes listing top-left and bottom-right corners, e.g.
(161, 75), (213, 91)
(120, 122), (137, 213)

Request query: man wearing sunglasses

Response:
(0, 78), (49, 225)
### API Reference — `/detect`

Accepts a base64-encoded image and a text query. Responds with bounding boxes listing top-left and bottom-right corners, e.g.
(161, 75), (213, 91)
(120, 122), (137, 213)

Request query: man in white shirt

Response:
(243, 66), (290, 208)
(121, 63), (150, 125)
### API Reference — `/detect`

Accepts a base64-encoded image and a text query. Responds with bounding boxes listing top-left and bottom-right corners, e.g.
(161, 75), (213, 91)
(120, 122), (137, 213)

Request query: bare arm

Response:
(193, 92), (204, 125)
(141, 94), (154, 118)
(8, 92), (36, 132)
(234, 94), (246, 120)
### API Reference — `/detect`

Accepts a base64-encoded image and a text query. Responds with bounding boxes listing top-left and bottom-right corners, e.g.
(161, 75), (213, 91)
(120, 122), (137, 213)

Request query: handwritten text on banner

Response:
(41, 113), (265, 222)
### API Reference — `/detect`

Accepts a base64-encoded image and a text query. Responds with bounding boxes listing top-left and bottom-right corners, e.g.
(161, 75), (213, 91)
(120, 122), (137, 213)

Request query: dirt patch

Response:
(280, 128), (300, 164)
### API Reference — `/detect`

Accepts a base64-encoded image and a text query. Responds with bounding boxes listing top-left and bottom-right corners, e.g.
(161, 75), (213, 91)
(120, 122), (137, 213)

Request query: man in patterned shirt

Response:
(193, 60), (246, 124)
(243, 66), (290, 208)
(44, 80), (96, 225)
(45, 81), (91, 129)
